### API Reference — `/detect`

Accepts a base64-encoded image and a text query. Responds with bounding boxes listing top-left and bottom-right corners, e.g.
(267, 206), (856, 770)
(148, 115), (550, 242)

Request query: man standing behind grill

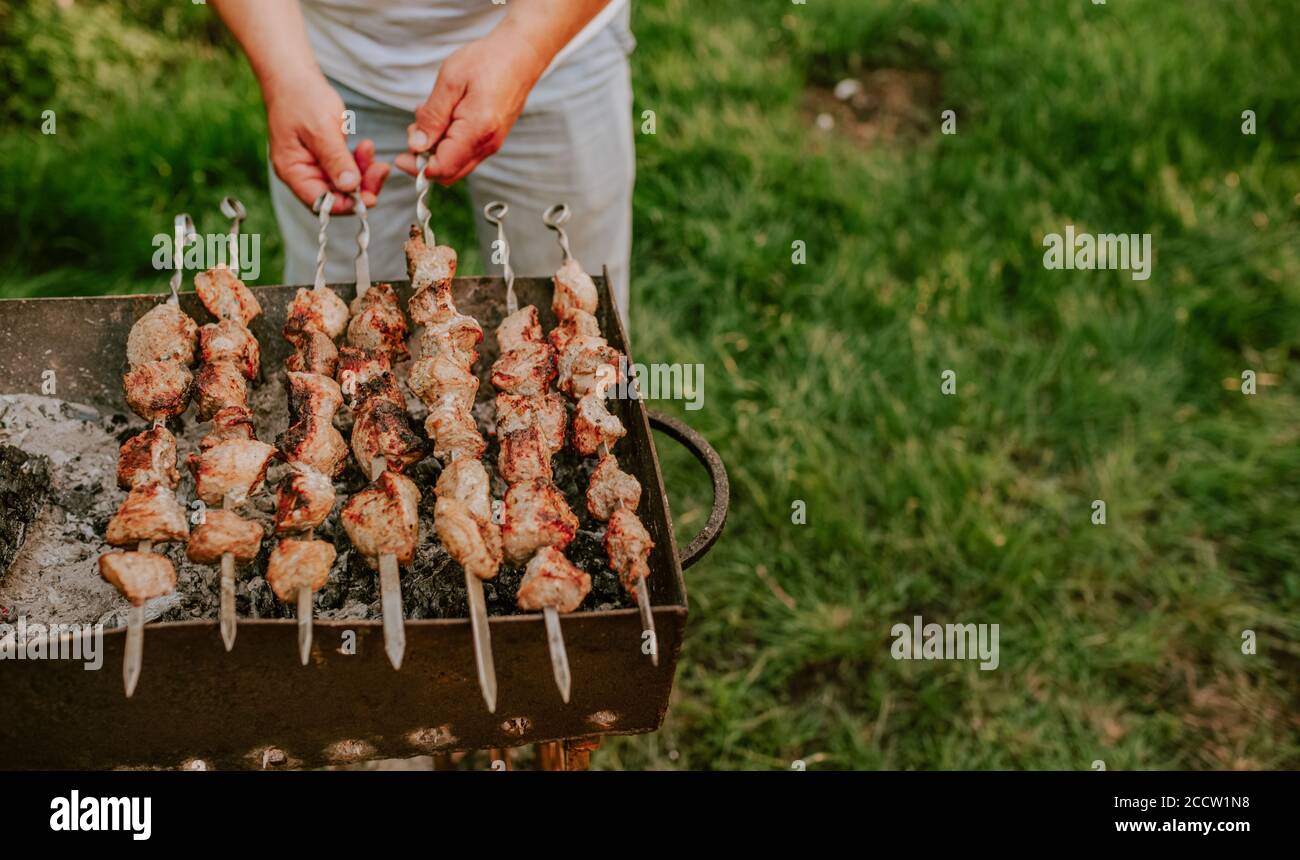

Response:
(211, 0), (635, 319)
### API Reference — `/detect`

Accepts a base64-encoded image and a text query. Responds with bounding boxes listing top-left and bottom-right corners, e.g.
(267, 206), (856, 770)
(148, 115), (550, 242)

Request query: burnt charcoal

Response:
(0, 444), (50, 573)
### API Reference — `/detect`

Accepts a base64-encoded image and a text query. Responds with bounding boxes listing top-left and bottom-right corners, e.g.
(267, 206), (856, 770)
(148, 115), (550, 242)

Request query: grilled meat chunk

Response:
(501, 478), (578, 564)
(351, 398), (425, 475)
(341, 470), (420, 567)
(126, 302), (197, 367)
(496, 305), (545, 353)
(434, 458), (494, 523)
(286, 371), (343, 423)
(200, 405), (256, 450)
(419, 312), (483, 364)
(105, 481), (190, 545)
(499, 425), (552, 484)
(337, 346), (391, 401)
(605, 507), (654, 595)
(285, 286), (349, 341)
(491, 341), (557, 397)
(277, 416), (348, 478)
(188, 438), (278, 505)
(404, 224), (458, 297)
(285, 328), (340, 377)
(557, 335), (622, 399)
(424, 402), (486, 462)
(99, 551), (176, 605)
(409, 353), (478, 412)
(186, 509), (264, 563)
(266, 538), (336, 601)
(548, 309), (601, 354)
(274, 465), (336, 534)
(587, 454), (641, 521)
(495, 392), (566, 456)
(434, 495), (503, 581)
(117, 425), (179, 490)
(195, 267), (262, 326)
(199, 319), (260, 380)
(552, 258), (598, 322)
(123, 359), (193, 423)
(352, 369), (407, 411)
(516, 546), (591, 612)
(194, 360), (248, 421)
(346, 283), (408, 361)
(573, 392), (626, 456)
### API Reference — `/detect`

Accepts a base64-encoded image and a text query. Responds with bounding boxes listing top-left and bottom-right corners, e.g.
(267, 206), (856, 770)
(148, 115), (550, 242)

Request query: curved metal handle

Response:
(647, 411), (729, 570)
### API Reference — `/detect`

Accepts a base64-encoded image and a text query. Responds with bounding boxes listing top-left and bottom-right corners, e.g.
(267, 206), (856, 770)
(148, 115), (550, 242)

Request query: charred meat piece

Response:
(274, 465), (336, 534)
(491, 342), (557, 397)
(186, 509), (264, 563)
(341, 470), (420, 567)
(286, 371), (343, 423)
(188, 438), (278, 505)
(285, 328), (340, 377)
(123, 359), (193, 423)
(404, 224), (458, 297)
(573, 392), (626, 456)
(105, 481), (190, 546)
(495, 392), (566, 456)
(351, 398), (425, 475)
(434, 458), (494, 524)
(117, 425), (179, 490)
(516, 546), (592, 613)
(352, 369), (407, 411)
(498, 425), (552, 484)
(194, 360), (248, 421)
(337, 346), (391, 401)
(587, 454), (641, 521)
(501, 478), (578, 565)
(557, 335), (622, 399)
(199, 319), (260, 380)
(195, 267), (262, 326)
(552, 258), (599, 322)
(408, 284), (455, 329)
(409, 353), (478, 413)
(424, 402), (486, 462)
(285, 286), (349, 341)
(126, 302), (198, 367)
(549, 309), (601, 355)
(99, 551), (176, 605)
(606, 507), (654, 595)
(496, 305), (545, 353)
(266, 538), (336, 601)
(434, 495), (503, 581)
(346, 284), (408, 361)
(200, 405), (256, 450)
(277, 416), (348, 478)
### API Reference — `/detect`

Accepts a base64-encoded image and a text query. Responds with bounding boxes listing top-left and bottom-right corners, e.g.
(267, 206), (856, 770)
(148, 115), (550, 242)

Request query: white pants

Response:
(271, 10), (637, 324)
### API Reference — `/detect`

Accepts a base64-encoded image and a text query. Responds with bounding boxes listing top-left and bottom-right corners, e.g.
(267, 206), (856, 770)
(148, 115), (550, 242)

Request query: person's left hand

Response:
(395, 32), (548, 186)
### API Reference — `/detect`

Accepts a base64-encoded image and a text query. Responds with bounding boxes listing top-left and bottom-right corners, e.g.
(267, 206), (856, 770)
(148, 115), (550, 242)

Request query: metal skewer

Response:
(220, 196), (246, 278)
(219, 494), (238, 651)
(415, 154), (435, 247)
(297, 582), (313, 666)
(168, 214), (195, 305)
(351, 191), (371, 298)
(123, 537), (153, 697)
(312, 192), (334, 293)
(368, 456), (406, 670)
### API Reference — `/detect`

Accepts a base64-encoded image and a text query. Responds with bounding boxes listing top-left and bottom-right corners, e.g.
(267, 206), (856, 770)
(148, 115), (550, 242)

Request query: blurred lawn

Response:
(2, 0), (1298, 769)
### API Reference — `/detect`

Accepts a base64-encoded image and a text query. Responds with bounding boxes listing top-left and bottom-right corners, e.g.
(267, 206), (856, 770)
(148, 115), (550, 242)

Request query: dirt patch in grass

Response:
(803, 68), (943, 146)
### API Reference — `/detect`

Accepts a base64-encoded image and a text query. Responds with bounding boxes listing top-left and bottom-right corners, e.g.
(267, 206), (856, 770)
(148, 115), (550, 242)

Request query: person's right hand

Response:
(265, 74), (390, 215)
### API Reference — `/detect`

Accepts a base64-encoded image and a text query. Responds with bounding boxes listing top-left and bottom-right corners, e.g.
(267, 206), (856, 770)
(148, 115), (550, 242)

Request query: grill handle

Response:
(647, 411), (729, 570)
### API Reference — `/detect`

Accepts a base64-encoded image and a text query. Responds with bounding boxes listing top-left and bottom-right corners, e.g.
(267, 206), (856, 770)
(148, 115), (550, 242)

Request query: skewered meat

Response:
(199, 319), (260, 380)
(424, 402), (486, 461)
(497, 305), (545, 353)
(557, 335), (621, 399)
(351, 398), (425, 474)
(498, 425), (552, 484)
(549, 309), (601, 354)
(99, 551), (176, 605)
(501, 478), (578, 564)
(187, 509), (264, 563)
(126, 302), (197, 367)
(552, 258), (598, 322)
(409, 352), (478, 413)
(586, 454), (641, 521)
(285, 328), (340, 377)
(404, 224), (458, 296)
(573, 392), (626, 456)
(337, 346), (390, 400)
(419, 312), (483, 363)
(123, 359), (193, 423)
(516, 546), (591, 613)
(285, 286), (349, 341)
(434, 458), (494, 524)
(286, 371), (343, 422)
(105, 481), (190, 546)
(266, 538), (336, 601)
(277, 416), (348, 478)
(346, 284), (408, 361)
(605, 507), (654, 594)
(117, 425), (179, 490)
(274, 465), (336, 534)
(341, 470), (420, 566)
(188, 438), (278, 505)
(491, 342), (556, 397)
(495, 392), (566, 456)
(200, 405), (256, 450)
(195, 267), (262, 326)
(352, 369), (407, 411)
(434, 495), (503, 581)
(194, 360), (248, 421)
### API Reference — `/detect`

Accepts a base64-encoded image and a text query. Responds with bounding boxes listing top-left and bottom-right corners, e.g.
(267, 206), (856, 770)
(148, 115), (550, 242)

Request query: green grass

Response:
(2, 0), (1297, 769)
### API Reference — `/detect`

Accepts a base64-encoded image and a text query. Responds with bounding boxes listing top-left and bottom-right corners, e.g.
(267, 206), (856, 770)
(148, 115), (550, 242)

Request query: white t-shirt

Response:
(300, 0), (630, 112)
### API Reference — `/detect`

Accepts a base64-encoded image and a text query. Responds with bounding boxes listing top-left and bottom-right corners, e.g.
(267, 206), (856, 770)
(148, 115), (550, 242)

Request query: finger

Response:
(409, 76), (465, 152)
(425, 121), (479, 184)
(394, 151), (421, 176)
(360, 159), (391, 206)
(353, 138), (377, 174)
(303, 125), (361, 193)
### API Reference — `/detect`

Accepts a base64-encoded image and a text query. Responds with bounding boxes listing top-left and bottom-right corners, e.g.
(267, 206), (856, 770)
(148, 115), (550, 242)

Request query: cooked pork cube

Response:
(99, 551), (176, 605)
(117, 425), (179, 490)
(409, 353), (478, 412)
(495, 392), (566, 456)
(188, 438), (278, 505)
(420, 312), (483, 362)
(499, 426), (552, 484)
(285, 328), (340, 377)
(277, 417), (349, 478)
(346, 283), (408, 361)
(200, 405), (256, 450)
(285, 286), (349, 341)
(126, 302), (197, 367)
(516, 546), (591, 613)
(195, 266), (262, 326)
(341, 470), (420, 567)
(573, 392), (626, 456)
(548, 309), (601, 354)
(424, 402), (486, 462)
(408, 284), (455, 329)
(194, 359), (248, 421)
(123, 359), (193, 423)
(586, 454), (641, 521)
(434, 495), (503, 581)
(501, 478), (578, 565)
(186, 509), (264, 563)
(105, 482), (189, 546)
(266, 538), (336, 601)
(199, 319), (260, 380)
(490, 342), (556, 397)
(557, 335), (622, 399)
(337, 346), (391, 400)
(351, 369), (407, 411)
(434, 458), (494, 524)
(286, 371), (343, 423)
(606, 507), (654, 595)
(551, 258), (598, 322)
(496, 305), (545, 353)
(351, 399), (425, 475)
(404, 224), (458, 297)
(274, 465), (336, 534)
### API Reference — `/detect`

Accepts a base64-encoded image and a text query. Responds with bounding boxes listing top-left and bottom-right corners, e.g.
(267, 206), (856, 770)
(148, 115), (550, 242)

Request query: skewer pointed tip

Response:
(379, 554), (405, 671)
(220, 558), (237, 651)
(123, 604), (144, 698)
(543, 606), (572, 703)
(465, 571), (498, 713)
(636, 575), (659, 666)
(297, 588), (313, 666)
